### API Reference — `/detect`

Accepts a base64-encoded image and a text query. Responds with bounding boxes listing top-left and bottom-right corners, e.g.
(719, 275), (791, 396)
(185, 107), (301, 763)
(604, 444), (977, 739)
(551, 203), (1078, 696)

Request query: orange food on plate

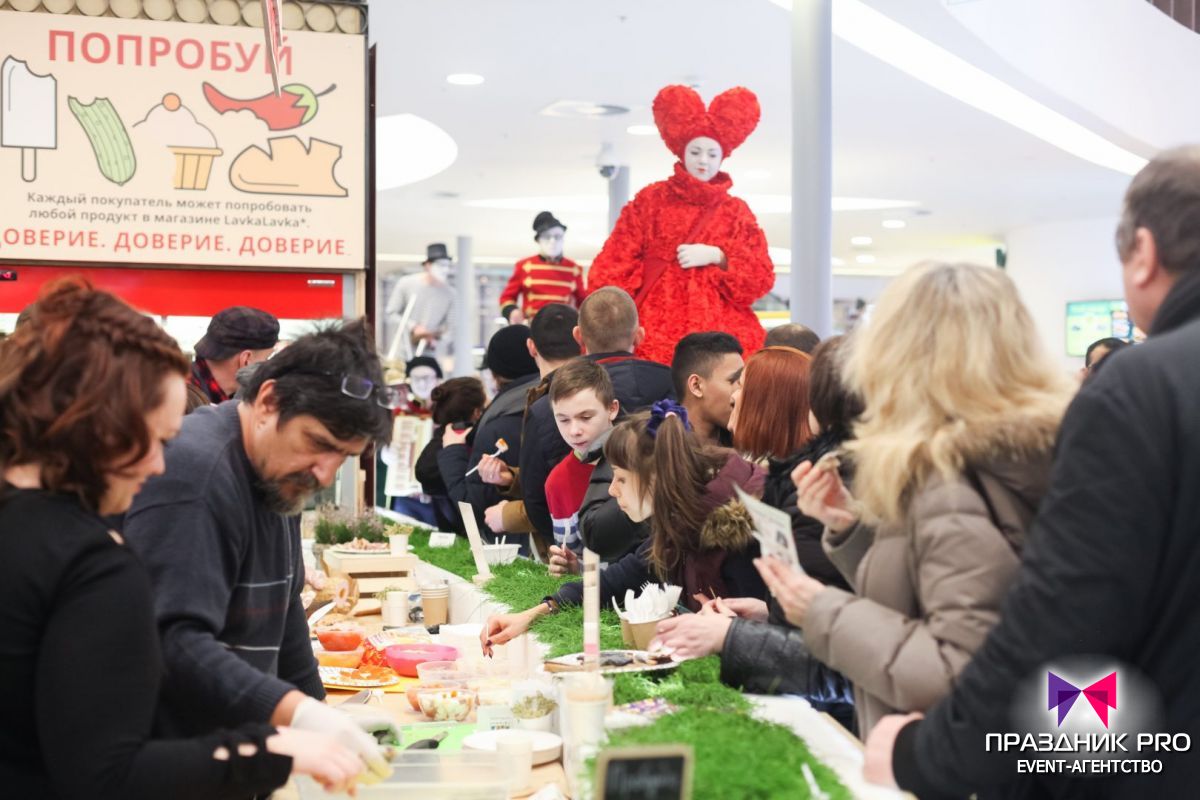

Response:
(350, 665), (396, 682)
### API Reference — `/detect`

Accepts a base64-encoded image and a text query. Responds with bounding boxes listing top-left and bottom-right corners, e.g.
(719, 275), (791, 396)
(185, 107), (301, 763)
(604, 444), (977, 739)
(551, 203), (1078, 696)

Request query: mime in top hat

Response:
(498, 211), (586, 325)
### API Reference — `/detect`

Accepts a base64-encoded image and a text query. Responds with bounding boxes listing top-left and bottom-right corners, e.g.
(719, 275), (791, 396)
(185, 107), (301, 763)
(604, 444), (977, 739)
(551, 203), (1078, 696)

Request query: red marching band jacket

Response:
(499, 255), (587, 318)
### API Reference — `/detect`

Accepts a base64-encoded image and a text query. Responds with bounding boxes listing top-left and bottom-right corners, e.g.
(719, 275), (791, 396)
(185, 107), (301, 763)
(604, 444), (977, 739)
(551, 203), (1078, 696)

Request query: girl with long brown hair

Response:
(480, 399), (766, 653)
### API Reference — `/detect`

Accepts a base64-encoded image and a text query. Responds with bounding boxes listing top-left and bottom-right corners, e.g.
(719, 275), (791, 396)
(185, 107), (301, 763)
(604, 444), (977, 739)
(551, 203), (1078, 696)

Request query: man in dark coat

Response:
(437, 325), (539, 537)
(520, 287), (673, 542)
(868, 146), (1200, 799)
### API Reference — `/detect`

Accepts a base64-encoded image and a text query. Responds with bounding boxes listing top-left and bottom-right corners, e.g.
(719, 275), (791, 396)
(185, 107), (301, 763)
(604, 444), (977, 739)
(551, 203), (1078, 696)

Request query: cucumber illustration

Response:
(68, 96), (137, 186)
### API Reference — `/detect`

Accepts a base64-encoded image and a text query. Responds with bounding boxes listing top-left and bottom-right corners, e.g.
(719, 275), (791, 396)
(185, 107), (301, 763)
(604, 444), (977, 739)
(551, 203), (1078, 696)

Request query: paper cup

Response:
(420, 585), (450, 627)
(169, 146), (222, 190)
(627, 617), (669, 651)
(389, 533), (409, 556)
(619, 617), (633, 647)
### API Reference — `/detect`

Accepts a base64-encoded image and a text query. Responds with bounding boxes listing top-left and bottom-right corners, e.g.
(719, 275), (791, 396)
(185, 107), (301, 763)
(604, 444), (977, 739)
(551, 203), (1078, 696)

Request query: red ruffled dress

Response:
(587, 163), (775, 365)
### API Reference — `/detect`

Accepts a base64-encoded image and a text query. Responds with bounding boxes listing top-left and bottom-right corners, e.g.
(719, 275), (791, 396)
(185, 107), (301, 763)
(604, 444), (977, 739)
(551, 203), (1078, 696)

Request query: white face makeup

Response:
(537, 227), (565, 260)
(407, 366), (440, 402)
(683, 136), (723, 182)
(427, 258), (452, 284)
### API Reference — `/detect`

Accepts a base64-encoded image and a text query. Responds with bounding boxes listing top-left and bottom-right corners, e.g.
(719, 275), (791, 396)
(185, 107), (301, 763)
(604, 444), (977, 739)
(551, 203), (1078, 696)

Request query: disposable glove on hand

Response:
(291, 698), (393, 782)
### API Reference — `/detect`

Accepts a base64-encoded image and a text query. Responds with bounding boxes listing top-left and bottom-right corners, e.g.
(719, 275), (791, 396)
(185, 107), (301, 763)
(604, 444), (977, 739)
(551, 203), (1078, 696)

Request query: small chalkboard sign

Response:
(595, 745), (693, 800)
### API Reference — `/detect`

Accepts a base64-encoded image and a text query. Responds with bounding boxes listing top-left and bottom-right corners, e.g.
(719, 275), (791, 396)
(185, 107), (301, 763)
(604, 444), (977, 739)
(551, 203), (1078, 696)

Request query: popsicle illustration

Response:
(1, 56), (58, 183)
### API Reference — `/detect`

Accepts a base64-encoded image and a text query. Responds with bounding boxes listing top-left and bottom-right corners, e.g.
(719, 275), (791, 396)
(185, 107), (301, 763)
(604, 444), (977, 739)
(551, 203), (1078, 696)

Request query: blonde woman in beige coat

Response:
(756, 261), (1076, 736)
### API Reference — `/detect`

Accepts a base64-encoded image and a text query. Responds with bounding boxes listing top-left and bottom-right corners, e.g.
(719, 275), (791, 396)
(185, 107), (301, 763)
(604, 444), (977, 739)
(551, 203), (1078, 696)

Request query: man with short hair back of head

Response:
(520, 287), (674, 542)
(873, 144), (1200, 799)
(126, 320), (396, 770)
(478, 304), (582, 536)
(187, 306), (279, 413)
(764, 322), (821, 354)
(670, 332), (744, 447)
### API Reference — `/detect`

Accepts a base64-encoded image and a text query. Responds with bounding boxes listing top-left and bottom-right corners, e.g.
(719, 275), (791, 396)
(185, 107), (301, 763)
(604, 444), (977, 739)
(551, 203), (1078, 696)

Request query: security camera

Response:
(595, 142), (623, 181)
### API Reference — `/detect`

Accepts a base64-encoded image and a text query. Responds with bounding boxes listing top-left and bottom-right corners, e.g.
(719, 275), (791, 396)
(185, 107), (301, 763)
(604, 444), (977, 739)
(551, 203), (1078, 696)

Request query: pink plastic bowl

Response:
(383, 644), (460, 677)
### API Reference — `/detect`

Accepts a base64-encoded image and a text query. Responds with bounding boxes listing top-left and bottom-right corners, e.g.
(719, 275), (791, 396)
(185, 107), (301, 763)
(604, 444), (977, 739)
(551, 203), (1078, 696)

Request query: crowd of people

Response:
(2, 142), (1198, 799)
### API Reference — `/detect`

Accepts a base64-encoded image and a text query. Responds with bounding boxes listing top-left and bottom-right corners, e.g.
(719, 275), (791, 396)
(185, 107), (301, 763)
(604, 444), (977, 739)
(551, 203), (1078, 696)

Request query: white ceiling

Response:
(369, 0), (1138, 275)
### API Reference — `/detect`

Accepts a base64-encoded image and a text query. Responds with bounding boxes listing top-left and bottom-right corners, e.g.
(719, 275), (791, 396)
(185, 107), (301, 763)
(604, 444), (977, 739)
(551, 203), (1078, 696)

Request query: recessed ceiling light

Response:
(627, 124), (657, 136)
(855, 254), (877, 264)
(467, 195), (608, 213)
(446, 73), (484, 86)
(850, 236), (873, 246)
(882, 219), (907, 229)
(376, 114), (458, 190)
(767, 0), (1146, 175)
(541, 100), (630, 118)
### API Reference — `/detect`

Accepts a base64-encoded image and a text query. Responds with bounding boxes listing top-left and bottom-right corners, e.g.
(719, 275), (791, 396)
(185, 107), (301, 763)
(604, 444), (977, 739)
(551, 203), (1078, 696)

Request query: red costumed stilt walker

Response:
(587, 85), (775, 365)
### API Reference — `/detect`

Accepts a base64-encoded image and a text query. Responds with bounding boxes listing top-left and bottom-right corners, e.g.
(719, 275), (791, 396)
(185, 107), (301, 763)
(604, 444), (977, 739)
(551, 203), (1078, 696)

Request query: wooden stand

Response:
(321, 551), (417, 595)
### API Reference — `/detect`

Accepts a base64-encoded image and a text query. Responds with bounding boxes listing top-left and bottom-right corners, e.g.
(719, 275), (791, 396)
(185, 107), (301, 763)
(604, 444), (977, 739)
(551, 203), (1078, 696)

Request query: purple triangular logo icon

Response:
(1048, 672), (1082, 726)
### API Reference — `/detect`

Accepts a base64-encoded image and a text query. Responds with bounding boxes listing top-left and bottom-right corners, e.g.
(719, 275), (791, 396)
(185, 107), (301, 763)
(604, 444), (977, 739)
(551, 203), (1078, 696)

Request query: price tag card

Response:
(427, 532), (458, 549)
(457, 501), (492, 579)
(582, 548), (600, 670)
(596, 744), (693, 800)
(476, 705), (517, 732)
(735, 486), (804, 575)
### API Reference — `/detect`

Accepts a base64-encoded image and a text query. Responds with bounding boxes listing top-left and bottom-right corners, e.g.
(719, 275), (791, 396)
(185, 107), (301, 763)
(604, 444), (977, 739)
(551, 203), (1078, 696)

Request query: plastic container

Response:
(416, 687), (477, 722)
(384, 643), (460, 677)
(415, 660), (462, 683)
(315, 645), (364, 669)
(316, 625), (365, 652)
(467, 676), (514, 707)
(481, 543), (520, 566)
(295, 750), (505, 800)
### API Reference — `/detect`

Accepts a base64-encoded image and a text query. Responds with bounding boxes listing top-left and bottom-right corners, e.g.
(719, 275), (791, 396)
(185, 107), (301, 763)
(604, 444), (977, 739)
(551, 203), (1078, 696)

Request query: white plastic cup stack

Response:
(495, 730), (534, 797)
(381, 591), (409, 627)
(558, 672), (610, 749)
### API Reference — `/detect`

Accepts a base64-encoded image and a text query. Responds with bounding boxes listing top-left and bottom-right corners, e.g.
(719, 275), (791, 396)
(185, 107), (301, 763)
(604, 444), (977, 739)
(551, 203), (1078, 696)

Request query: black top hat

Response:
(194, 306), (280, 361)
(424, 243), (452, 264)
(532, 211), (567, 240)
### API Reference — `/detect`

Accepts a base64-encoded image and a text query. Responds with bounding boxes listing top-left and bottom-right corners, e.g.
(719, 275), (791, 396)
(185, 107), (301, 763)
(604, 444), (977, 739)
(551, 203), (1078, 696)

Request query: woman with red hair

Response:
(0, 279), (367, 799)
(587, 85), (776, 365)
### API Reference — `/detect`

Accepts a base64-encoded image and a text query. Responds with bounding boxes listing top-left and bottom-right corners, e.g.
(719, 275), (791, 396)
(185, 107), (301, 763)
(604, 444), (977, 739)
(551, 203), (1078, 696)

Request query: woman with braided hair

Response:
(480, 400), (766, 654)
(0, 278), (366, 799)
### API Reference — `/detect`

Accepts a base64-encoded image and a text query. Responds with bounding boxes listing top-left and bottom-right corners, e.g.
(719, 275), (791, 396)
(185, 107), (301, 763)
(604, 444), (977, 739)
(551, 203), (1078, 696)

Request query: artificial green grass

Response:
(480, 560), (626, 658)
(407, 527), (477, 580)
(602, 708), (852, 800)
(418, 551), (849, 800)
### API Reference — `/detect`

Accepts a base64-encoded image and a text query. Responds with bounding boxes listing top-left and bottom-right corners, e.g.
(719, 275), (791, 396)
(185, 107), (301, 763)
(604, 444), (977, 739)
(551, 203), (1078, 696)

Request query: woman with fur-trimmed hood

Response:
(479, 402), (766, 653)
(756, 262), (1077, 735)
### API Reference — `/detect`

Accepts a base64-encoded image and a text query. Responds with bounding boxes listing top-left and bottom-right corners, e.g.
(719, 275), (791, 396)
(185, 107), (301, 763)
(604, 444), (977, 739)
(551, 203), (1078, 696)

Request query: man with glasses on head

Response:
(125, 320), (396, 776)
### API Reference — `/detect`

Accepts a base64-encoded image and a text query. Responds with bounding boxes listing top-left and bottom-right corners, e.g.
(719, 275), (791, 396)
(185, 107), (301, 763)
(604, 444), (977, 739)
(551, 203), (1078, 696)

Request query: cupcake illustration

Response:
(133, 93), (223, 190)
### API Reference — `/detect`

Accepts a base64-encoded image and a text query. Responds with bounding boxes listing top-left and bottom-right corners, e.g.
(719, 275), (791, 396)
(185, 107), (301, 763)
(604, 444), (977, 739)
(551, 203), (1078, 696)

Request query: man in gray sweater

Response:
(125, 320), (394, 775)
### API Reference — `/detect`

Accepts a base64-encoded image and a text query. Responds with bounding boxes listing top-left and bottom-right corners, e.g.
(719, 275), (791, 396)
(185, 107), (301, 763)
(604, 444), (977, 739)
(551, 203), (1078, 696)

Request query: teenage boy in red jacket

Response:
(544, 357), (619, 575)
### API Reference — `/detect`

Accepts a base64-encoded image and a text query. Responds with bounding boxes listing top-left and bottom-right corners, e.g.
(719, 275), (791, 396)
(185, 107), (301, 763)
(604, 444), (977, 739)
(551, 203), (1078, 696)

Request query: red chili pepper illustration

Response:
(202, 82), (335, 130)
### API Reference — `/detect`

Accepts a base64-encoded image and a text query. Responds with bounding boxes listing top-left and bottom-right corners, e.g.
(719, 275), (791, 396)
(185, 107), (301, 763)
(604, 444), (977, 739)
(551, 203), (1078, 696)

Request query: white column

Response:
(790, 0), (833, 334)
(608, 166), (630, 233)
(453, 235), (475, 376)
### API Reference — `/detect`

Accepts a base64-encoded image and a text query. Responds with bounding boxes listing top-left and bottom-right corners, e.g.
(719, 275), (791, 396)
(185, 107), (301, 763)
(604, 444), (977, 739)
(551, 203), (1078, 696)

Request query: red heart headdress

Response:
(652, 85), (761, 160)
